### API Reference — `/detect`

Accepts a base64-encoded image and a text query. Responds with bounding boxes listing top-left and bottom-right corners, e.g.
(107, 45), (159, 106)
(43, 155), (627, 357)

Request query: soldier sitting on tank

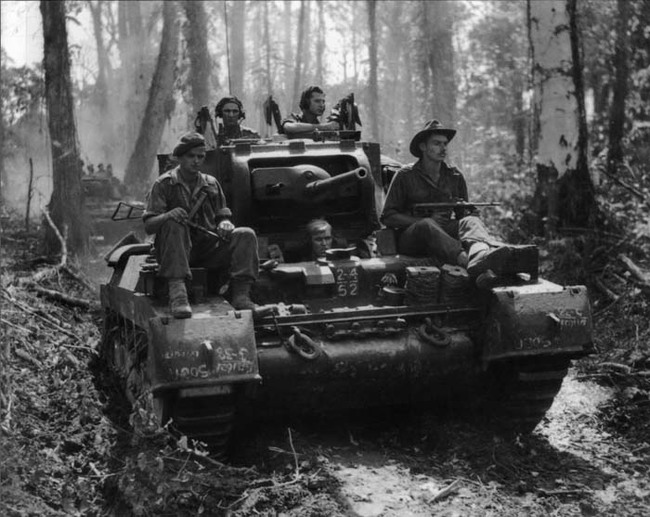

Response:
(281, 85), (340, 139)
(215, 96), (260, 146)
(143, 132), (259, 318)
(381, 119), (525, 288)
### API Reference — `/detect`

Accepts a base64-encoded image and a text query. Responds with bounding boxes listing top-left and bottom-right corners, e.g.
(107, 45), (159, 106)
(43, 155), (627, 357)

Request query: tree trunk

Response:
(229, 0), (246, 95)
(124, 1), (180, 196)
(423, 0), (456, 125)
(367, 0), (380, 141)
(292, 0), (307, 105)
(88, 0), (110, 111)
(528, 0), (595, 235)
(183, 0), (211, 112)
(40, 0), (88, 255)
(283, 0), (293, 95)
(606, 0), (630, 174)
(315, 0), (325, 86)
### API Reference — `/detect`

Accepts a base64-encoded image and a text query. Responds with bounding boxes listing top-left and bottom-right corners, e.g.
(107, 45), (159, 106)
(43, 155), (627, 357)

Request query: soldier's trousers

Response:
(155, 220), (259, 282)
(397, 216), (501, 268)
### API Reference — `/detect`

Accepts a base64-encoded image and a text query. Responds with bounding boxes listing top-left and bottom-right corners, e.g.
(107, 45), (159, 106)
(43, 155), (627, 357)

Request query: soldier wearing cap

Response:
(381, 120), (517, 287)
(214, 96), (260, 145)
(143, 132), (259, 318)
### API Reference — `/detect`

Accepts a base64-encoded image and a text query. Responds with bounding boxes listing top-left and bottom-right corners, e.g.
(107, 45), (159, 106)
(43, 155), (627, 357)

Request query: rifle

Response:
(411, 202), (501, 217)
(111, 201), (225, 241)
(263, 95), (282, 133)
(329, 93), (362, 131)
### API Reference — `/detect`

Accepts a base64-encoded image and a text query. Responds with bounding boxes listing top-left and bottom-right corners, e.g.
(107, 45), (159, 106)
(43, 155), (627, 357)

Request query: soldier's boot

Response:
(168, 279), (192, 319)
(467, 245), (512, 278)
(231, 279), (256, 310)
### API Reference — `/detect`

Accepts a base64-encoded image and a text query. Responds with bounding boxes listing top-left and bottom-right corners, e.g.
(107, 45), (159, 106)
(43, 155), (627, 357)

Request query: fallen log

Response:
(618, 254), (650, 287)
(27, 283), (93, 309)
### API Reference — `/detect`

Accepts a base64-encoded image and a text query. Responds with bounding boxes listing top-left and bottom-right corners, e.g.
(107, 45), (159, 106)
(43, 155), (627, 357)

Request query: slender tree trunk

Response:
(88, 0), (110, 111)
(367, 0), (380, 141)
(40, 0), (88, 255)
(283, 0), (293, 95)
(528, 0), (594, 235)
(606, 0), (630, 174)
(423, 0), (456, 124)
(315, 0), (325, 86)
(124, 1), (180, 196)
(229, 0), (246, 95)
(183, 0), (211, 112)
(292, 0), (307, 105)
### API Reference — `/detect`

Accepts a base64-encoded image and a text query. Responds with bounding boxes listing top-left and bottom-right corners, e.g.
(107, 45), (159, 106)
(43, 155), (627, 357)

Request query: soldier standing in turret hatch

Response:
(215, 96), (260, 146)
(381, 119), (524, 288)
(281, 85), (340, 139)
(143, 132), (259, 318)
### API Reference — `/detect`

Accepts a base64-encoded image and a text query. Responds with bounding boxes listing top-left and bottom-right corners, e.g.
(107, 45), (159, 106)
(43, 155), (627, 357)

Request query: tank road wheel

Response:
(160, 393), (237, 459)
(482, 357), (571, 434)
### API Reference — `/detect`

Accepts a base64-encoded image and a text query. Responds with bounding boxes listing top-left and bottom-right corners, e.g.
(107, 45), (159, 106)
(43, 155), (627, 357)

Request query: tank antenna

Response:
(223, 1), (232, 94)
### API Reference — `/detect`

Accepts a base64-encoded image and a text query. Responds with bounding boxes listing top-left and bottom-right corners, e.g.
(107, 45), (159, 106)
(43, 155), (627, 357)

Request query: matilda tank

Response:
(100, 131), (593, 455)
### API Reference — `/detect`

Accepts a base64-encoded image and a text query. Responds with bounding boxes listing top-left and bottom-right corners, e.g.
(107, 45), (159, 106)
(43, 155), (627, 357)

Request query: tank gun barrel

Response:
(303, 167), (367, 197)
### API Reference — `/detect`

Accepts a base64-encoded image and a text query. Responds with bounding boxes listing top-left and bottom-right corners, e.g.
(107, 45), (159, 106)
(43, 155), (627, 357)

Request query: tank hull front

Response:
(244, 329), (478, 418)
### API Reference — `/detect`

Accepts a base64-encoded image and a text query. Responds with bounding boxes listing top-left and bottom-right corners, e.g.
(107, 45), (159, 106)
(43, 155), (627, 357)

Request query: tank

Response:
(100, 133), (593, 456)
(82, 170), (142, 243)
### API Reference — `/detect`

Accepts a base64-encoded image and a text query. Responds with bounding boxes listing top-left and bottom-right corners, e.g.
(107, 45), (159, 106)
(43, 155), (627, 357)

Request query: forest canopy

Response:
(0, 0), (648, 242)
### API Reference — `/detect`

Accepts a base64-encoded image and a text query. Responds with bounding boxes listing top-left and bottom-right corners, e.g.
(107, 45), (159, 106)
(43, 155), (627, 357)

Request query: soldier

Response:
(143, 132), (259, 318)
(381, 119), (521, 287)
(281, 85), (339, 139)
(215, 96), (260, 144)
(307, 218), (334, 259)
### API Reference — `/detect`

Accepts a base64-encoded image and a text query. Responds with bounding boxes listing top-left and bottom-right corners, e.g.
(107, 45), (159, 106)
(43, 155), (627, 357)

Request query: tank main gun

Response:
(303, 167), (367, 198)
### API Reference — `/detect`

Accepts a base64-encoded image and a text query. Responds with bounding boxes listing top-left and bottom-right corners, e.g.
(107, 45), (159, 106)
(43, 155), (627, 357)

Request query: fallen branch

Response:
(428, 479), (461, 504)
(593, 277), (620, 302)
(14, 348), (42, 369)
(600, 167), (645, 200)
(1, 291), (79, 340)
(27, 283), (93, 309)
(618, 254), (650, 287)
(42, 206), (67, 268)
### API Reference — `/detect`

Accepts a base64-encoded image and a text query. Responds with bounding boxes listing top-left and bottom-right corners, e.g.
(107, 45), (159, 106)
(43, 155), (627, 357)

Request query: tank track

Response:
(482, 356), (571, 433)
(101, 311), (235, 457)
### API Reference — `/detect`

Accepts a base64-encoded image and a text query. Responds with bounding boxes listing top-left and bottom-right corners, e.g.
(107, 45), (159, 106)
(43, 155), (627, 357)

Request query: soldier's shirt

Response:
(143, 166), (231, 233)
(280, 111), (320, 133)
(381, 160), (475, 224)
(218, 124), (260, 145)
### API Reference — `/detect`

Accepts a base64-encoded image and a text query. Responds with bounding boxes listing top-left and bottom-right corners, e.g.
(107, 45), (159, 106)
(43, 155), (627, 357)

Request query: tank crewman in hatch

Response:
(381, 119), (524, 288)
(215, 96), (260, 145)
(143, 132), (259, 318)
(281, 85), (340, 139)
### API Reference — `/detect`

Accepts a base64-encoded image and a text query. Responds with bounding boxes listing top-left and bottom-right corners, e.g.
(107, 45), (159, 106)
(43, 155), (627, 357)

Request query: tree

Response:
(528, 0), (594, 234)
(606, 0), (630, 174)
(229, 0), (246, 95)
(183, 0), (211, 112)
(124, 1), (180, 196)
(40, 0), (88, 255)
(418, 0), (457, 125)
(367, 0), (380, 141)
(291, 0), (308, 106)
(87, 0), (110, 111)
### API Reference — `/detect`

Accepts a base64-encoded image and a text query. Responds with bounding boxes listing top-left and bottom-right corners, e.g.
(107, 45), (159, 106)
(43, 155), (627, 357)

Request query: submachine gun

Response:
(411, 201), (501, 218)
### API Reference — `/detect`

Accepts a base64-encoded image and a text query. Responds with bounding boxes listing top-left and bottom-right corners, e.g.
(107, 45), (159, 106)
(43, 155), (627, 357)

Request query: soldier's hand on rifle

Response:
(217, 219), (235, 240)
(167, 207), (189, 224)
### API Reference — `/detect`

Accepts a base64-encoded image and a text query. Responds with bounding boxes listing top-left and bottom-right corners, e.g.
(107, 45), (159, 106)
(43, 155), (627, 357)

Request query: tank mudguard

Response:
(483, 279), (592, 362)
(147, 311), (260, 394)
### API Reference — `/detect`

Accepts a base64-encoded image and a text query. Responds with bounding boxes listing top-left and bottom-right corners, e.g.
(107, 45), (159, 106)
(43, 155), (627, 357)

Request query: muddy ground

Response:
(1, 219), (649, 516)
